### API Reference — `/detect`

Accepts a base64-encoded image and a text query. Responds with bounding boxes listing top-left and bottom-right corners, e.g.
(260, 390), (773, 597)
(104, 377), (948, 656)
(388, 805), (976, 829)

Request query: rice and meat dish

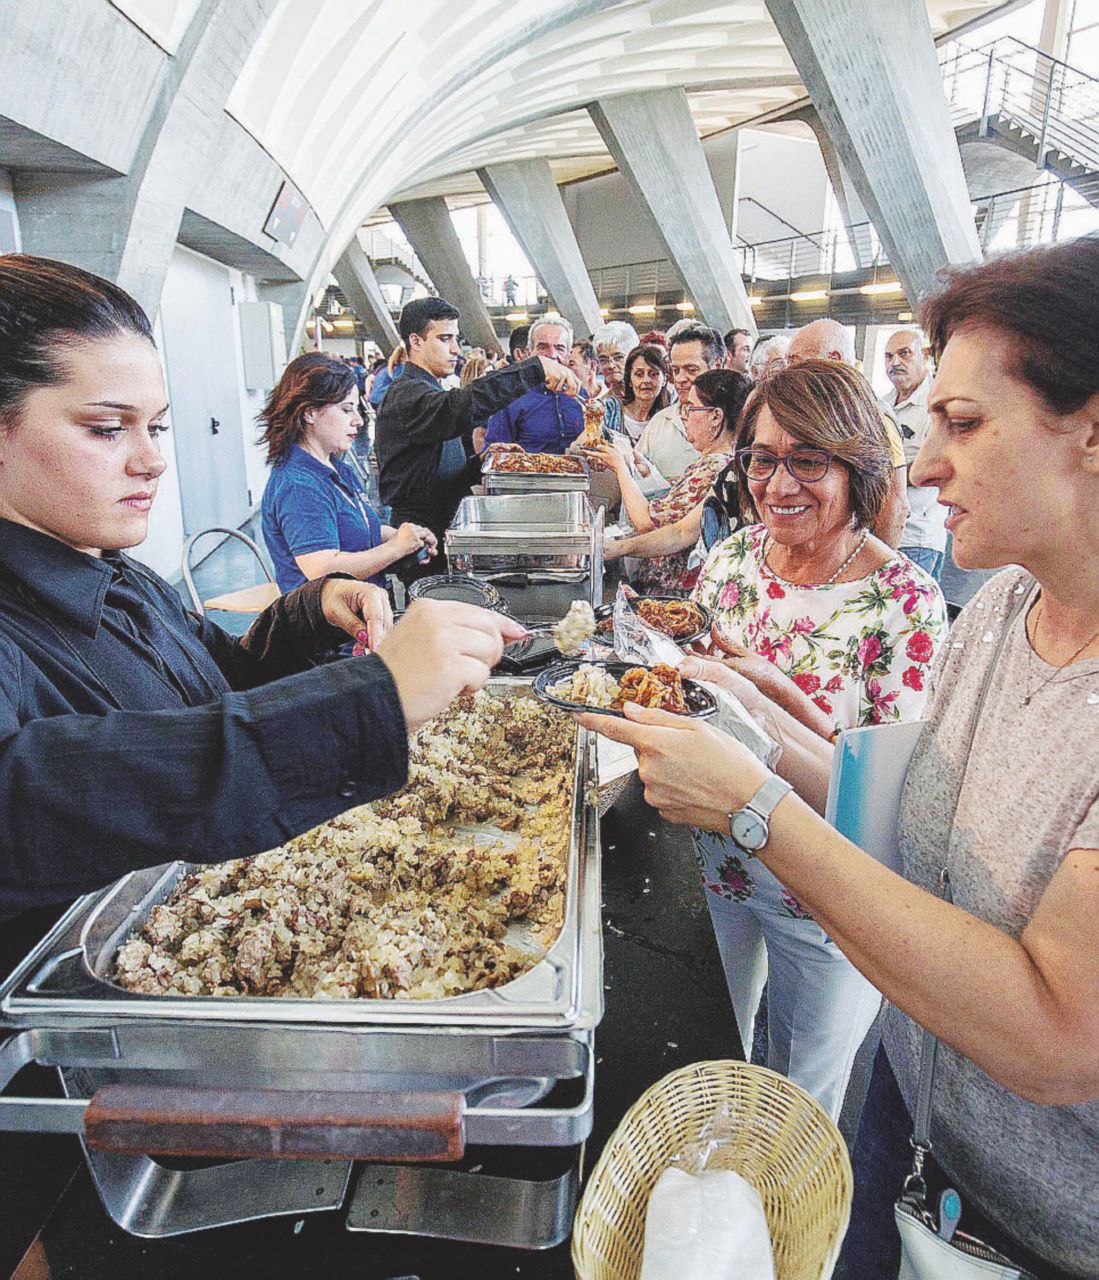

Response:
(114, 693), (574, 1001)
(492, 451), (584, 475)
(553, 599), (597, 656)
(548, 662), (688, 714)
(635, 598), (704, 640)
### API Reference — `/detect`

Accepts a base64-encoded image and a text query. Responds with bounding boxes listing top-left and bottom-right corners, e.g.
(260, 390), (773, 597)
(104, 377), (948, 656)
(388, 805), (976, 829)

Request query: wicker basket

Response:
(572, 1060), (852, 1280)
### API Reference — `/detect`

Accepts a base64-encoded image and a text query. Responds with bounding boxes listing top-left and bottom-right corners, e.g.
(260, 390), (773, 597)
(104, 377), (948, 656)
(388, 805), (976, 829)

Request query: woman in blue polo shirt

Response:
(260, 354), (436, 594)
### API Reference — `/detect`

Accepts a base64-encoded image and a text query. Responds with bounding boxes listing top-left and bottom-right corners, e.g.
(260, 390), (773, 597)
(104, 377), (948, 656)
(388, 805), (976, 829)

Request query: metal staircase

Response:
(940, 36), (1099, 207)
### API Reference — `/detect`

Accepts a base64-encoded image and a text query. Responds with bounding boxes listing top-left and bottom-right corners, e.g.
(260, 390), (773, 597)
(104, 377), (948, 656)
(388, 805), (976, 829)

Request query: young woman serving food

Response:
(0, 255), (523, 972)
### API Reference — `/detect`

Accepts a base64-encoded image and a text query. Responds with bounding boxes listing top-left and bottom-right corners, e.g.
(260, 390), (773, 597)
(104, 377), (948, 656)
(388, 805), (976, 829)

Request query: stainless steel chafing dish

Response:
(482, 455), (591, 496)
(445, 493), (604, 623)
(0, 680), (603, 1246)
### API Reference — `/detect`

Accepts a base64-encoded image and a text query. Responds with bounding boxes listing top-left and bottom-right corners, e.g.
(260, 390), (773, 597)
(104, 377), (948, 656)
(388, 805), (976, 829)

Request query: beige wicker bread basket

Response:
(572, 1060), (852, 1280)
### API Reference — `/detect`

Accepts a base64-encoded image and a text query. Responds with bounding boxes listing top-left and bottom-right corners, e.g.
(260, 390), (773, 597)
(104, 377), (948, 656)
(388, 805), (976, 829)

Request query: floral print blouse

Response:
(691, 524), (948, 913)
(635, 450), (732, 595)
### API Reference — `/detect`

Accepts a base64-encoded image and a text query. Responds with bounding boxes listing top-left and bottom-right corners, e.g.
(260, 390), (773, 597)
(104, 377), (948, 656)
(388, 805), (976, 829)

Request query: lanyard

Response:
(330, 471), (374, 528)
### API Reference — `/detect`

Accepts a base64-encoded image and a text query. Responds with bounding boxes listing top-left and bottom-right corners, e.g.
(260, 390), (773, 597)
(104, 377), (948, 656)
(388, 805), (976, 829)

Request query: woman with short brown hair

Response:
(678, 357), (947, 1122)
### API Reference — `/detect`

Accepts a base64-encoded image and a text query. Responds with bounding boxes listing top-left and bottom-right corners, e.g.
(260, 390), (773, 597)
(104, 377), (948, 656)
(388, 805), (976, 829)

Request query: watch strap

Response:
(744, 774), (793, 822)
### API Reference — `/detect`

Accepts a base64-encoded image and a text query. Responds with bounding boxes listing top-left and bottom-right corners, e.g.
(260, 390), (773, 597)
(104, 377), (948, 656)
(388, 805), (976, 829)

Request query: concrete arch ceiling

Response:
(223, 0), (1007, 263)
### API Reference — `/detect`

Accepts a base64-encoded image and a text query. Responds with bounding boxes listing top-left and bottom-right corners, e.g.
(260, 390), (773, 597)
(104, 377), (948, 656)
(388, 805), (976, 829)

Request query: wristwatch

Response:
(728, 775), (793, 856)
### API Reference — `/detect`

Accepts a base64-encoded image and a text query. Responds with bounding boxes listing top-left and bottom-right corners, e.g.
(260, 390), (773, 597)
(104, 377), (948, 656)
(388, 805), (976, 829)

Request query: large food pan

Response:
(483, 457), (591, 496)
(0, 681), (602, 1035)
(445, 491), (592, 565)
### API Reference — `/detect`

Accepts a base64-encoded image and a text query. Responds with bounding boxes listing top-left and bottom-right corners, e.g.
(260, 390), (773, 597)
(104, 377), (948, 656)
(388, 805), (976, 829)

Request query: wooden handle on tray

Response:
(84, 1085), (466, 1161)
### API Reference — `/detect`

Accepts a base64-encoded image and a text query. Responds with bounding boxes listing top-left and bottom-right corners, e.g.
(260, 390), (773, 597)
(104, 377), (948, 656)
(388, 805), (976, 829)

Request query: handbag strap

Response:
(907, 575), (1035, 1185)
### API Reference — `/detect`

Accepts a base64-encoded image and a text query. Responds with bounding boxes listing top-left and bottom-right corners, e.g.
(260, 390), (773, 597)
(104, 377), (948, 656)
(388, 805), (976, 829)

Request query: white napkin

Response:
(640, 1166), (775, 1280)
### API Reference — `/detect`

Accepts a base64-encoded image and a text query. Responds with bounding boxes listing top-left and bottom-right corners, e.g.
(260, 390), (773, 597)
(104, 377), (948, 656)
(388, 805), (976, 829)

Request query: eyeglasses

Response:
(736, 447), (835, 483)
(683, 403), (718, 417)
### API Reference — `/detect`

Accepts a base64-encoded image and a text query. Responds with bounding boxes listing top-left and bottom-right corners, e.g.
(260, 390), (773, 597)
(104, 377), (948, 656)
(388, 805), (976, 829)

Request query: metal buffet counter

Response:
(0, 685), (603, 1250)
(1, 778), (744, 1279)
(445, 490), (604, 624)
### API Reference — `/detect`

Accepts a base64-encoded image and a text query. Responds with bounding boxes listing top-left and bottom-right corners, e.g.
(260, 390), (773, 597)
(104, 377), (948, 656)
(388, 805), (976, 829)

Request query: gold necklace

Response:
(1022, 598), (1099, 706)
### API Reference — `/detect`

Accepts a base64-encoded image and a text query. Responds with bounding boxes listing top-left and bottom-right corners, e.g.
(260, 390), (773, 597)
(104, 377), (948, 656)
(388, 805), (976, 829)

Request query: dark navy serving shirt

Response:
(0, 519), (409, 943)
(261, 446), (385, 593)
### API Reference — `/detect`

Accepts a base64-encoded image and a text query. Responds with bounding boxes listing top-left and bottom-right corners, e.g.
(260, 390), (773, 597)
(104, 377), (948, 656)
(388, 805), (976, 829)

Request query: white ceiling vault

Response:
(215, 0), (1011, 258)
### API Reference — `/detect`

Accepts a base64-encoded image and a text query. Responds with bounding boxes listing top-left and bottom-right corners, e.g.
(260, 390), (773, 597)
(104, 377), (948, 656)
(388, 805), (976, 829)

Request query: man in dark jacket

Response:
(375, 298), (578, 580)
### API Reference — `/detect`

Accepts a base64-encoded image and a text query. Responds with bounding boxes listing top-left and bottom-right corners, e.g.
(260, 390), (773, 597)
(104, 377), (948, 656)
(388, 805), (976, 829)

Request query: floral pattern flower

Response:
(906, 630), (935, 664)
(691, 524), (947, 908)
(780, 889), (814, 920)
(708, 851), (755, 902)
(857, 633), (883, 667)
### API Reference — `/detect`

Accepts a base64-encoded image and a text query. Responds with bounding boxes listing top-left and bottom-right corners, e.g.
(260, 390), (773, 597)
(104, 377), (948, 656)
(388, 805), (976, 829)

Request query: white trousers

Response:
(695, 830), (882, 1121)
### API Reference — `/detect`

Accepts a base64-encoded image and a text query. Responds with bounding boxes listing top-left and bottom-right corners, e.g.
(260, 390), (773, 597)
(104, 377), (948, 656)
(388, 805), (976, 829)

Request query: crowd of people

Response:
(0, 235), (1096, 1279)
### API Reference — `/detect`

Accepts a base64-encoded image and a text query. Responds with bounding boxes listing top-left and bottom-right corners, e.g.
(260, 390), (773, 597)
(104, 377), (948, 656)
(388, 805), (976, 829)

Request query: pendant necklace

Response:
(765, 527), (869, 588)
(1022, 597), (1099, 706)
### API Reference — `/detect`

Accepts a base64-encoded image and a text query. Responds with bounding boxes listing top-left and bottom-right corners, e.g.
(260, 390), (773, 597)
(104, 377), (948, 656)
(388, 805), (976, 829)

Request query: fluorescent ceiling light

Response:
(790, 290), (829, 302)
(505, 311), (529, 322)
(897, 310), (914, 321)
(333, 318), (356, 329)
(627, 303), (657, 315)
(675, 301), (695, 312)
(860, 281), (903, 295)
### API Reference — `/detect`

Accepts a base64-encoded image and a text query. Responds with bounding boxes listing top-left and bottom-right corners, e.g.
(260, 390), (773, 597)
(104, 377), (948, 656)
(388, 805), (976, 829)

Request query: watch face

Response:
(731, 809), (768, 851)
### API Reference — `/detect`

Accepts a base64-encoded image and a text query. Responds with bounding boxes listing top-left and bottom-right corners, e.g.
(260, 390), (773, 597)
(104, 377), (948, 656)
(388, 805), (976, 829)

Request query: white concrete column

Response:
(791, 106), (868, 265)
(765, 0), (981, 302)
(333, 238), (400, 352)
(477, 159), (602, 337)
(13, 0), (280, 320)
(389, 196), (502, 355)
(588, 89), (757, 334)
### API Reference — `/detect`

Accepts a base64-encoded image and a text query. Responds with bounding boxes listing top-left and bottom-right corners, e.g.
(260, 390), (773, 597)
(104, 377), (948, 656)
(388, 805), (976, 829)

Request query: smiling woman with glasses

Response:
(670, 357), (948, 1124)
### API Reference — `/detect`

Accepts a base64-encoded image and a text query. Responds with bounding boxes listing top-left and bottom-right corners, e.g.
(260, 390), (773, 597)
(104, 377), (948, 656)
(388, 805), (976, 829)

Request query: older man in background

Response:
(881, 328), (947, 580)
(483, 313), (589, 454)
(786, 318), (909, 548)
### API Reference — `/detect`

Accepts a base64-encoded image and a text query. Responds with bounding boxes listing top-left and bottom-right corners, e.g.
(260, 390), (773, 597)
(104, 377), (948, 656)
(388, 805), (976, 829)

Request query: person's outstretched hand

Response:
(575, 702), (769, 831)
(376, 601), (528, 732)
(539, 358), (581, 397)
(321, 580), (393, 650)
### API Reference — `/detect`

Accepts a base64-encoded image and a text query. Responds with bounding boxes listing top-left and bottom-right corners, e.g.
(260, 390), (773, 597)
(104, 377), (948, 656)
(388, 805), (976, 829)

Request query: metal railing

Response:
(939, 35), (1099, 173)
(588, 259), (685, 308)
(728, 173), (1099, 287)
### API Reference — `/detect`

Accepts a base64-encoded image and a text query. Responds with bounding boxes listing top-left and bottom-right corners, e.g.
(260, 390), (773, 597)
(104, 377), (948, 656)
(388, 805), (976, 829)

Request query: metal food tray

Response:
(0, 681), (603, 1241)
(1, 682), (599, 1033)
(445, 491), (594, 574)
(483, 457), (590, 496)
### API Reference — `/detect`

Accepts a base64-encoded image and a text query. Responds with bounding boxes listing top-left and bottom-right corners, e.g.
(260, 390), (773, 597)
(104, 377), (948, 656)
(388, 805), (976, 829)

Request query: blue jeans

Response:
(838, 1047), (1078, 1280)
(900, 545), (944, 581)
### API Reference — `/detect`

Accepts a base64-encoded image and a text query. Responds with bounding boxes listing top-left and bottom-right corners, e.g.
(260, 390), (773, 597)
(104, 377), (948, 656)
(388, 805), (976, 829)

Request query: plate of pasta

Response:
(594, 594), (712, 645)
